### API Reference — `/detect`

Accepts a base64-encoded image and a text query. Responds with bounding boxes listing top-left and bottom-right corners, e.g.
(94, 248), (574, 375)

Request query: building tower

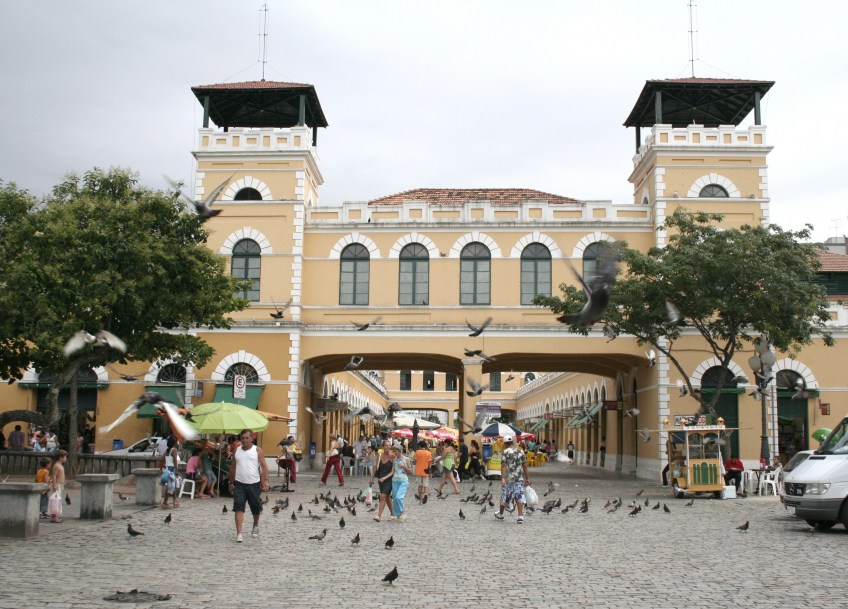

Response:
(190, 81), (328, 437)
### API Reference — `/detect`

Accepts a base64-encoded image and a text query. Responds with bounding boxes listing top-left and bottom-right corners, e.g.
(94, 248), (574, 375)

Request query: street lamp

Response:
(748, 338), (777, 466)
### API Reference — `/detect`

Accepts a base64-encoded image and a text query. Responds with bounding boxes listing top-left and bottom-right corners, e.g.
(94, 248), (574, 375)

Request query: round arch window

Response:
(698, 184), (728, 198)
(234, 187), (263, 201)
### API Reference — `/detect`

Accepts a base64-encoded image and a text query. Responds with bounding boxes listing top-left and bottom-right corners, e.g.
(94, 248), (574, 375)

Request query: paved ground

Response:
(0, 462), (843, 609)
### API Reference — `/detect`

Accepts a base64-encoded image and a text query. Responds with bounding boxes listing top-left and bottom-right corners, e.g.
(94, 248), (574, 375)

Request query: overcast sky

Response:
(2, 1), (846, 242)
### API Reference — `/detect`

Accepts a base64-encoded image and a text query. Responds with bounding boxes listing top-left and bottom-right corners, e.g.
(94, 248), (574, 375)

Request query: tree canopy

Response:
(0, 167), (249, 429)
(536, 208), (833, 415)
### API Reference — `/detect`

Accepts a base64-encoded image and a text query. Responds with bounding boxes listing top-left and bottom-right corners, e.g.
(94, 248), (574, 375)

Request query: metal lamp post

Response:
(748, 339), (777, 464)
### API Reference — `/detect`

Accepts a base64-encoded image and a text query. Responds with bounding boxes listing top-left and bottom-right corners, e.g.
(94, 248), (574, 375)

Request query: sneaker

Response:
(236, 533), (244, 543)
(494, 513), (504, 521)
(517, 516), (524, 524)
(251, 526), (259, 537)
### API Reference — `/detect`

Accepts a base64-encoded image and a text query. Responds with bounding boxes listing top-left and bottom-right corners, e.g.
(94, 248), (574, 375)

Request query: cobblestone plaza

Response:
(0, 464), (839, 609)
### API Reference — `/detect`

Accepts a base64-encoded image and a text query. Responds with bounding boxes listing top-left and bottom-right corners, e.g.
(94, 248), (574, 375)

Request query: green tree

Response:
(0, 168), (249, 467)
(535, 208), (832, 417)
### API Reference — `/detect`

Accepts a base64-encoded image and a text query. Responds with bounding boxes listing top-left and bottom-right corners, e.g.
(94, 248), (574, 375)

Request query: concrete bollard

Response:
(0, 482), (48, 538)
(132, 468), (162, 506)
(76, 473), (120, 520)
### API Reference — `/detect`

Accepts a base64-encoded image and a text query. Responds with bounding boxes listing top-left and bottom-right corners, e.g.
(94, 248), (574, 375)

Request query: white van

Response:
(782, 419), (848, 529)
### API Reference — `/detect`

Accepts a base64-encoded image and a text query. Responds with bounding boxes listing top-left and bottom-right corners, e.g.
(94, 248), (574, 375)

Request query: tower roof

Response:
(624, 78), (774, 128)
(191, 80), (328, 129)
(368, 188), (581, 206)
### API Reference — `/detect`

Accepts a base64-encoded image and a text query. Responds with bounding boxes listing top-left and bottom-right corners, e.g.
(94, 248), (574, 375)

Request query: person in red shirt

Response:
(724, 455), (745, 491)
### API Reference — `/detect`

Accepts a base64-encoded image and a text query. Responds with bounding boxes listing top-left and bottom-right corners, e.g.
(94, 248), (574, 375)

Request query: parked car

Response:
(778, 450), (813, 498)
(783, 419), (848, 529)
(104, 436), (163, 456)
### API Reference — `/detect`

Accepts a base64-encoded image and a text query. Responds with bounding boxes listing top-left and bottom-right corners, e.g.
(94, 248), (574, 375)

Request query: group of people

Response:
(34, 449), (68, 523)
(0, 424), (94, 453)
(155, 434), (222, 509)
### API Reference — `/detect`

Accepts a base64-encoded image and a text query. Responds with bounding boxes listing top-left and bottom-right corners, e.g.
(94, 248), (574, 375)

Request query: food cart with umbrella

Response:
(187, 402), (270, 493)
(424, 426), (459, 442)
(479, 422), (523, 479)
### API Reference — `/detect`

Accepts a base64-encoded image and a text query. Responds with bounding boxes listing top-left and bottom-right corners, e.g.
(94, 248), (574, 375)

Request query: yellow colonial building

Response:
(3, 77), (846, 482)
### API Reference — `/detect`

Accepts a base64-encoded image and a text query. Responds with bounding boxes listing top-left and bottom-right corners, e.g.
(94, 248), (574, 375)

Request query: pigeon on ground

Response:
(652, 502), (660, 510)
(127, 524), (143, 537)
(339, 517), (345, 528)
(663, 504), (671, 513)
(65, 494), (71, 505)
(309, 528), (328, 541)
(382, 566), (398, 585)
(737, 521), (749, 532)
(685, 498), (695, 507)
(459, 510), (465, 520)
(467, 317), (493, 337)
(222, 505), (228, 514)
(352, 317), (381, 331)
(164, 513), (172, 524)
(385, 536), (394, 550)
(351, 533), (360, 545)
(557, 247), (619, 327)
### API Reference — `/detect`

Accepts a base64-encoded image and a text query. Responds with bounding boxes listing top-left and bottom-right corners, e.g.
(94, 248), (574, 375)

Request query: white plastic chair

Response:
(740, 470), (756, 493)
(178, 477), (196, 500)
(759, 470), (780, 496)
(342, 456), (355, 477)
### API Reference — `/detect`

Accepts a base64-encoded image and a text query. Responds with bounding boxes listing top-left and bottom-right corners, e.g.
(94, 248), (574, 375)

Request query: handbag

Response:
(524, 484), (539, 507)
(48, 491), (62, 516)
(160, 469), (172, 485)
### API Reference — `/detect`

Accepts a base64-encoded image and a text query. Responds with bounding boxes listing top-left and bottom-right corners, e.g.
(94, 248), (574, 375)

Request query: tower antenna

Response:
(259, 3), (270, 81)
(688, 0), (698, 77)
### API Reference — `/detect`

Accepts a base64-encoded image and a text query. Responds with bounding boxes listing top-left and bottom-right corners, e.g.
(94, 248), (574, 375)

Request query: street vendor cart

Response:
(667, 423), (728, 499)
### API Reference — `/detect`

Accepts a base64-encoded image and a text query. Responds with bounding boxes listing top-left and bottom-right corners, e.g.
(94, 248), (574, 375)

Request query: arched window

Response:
(521, 243), (551, 305)
(698, 184), (728, 198)
(340, 243), (370, 305)
(157, 364), (186, 384)
(232, 239), (261, 301)
(582, 242), (603, 278)
(224, 363), (259, 383)
(234, 187), (263, 201)
(523, 372), (536, 384)
(460, 242), (491, 305)
(398, 243), (429, 305)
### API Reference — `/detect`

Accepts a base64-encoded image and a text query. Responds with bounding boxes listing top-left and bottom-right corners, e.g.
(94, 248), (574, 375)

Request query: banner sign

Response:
(233, 374), (247, 400)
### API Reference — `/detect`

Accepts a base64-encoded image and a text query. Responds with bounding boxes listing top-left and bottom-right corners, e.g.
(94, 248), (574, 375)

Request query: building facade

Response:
(2, 78), (846, 482)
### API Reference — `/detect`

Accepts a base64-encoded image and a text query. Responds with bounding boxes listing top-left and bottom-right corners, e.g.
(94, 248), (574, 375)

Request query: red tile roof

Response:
(818, 251), (848, 272)
(368, 188), (581, 206)
(192, 80), (313, 90)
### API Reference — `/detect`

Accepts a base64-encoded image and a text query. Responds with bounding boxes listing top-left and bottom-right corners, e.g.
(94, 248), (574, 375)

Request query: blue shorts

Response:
(501, 480), (526, 504)
(232, 481), (263, 515)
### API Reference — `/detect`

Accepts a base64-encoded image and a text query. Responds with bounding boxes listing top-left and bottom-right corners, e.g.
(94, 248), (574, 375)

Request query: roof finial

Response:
(688, 0), (698, 78)
(259, 3), (270, 81)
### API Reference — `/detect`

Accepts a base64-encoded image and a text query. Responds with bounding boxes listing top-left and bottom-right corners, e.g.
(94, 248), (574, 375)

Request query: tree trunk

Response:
(67, 373), (79, 478)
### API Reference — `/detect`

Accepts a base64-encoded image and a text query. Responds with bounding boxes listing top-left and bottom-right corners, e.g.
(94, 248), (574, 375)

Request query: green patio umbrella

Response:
(812, 428), (832, 443)
(189, 402), (269, 434)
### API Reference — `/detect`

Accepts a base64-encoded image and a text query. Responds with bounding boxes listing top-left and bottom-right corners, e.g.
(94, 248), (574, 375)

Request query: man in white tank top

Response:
(227, 429), (270, 543)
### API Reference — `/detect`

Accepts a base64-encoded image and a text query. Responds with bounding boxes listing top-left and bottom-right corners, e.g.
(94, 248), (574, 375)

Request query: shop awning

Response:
(700, 387), (746, 394)
(529, 418), (548, 433)
(586, 401), (604, 416)
(138, 385), (185, 418)
(210, 384), (264, 409)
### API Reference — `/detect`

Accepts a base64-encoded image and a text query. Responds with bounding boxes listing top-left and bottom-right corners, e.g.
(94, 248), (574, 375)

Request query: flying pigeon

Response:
(646, 349), (657, 367)
(466, 317), (493, 337)
(99, 393), (198, 441)
(466, 378), (489, 398)
(344, 355), (364, 371)
(351, 317), (381, 331)
(676, 379), (689, 397)
(305, 406), (327, 425)
(602, 324), (617, 341)
(64, 330), (126, 357)
(463, 348), (495, 362)
(165, 173), (233, 221)
(557, 247), (619, 327)
(639, 428), (651, 444)
(665, 301), (682, 327)
(624, 408), (640, 418)
(270, 299), (292, 320)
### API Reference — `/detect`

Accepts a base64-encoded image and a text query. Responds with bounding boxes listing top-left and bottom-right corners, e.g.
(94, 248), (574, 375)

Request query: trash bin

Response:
(112, 439), (123, 451)
(309, 442), (317, 459)
(482, 443), (493, 461)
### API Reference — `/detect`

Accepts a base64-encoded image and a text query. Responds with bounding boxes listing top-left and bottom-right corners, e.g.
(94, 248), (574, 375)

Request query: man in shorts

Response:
(227, 429), (270, 542)
(495, 435), (531, 524)
(413, 440), (433, 501)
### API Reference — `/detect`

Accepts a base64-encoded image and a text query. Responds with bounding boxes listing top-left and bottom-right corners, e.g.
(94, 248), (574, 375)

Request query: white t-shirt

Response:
(235, 445), (261, 484)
